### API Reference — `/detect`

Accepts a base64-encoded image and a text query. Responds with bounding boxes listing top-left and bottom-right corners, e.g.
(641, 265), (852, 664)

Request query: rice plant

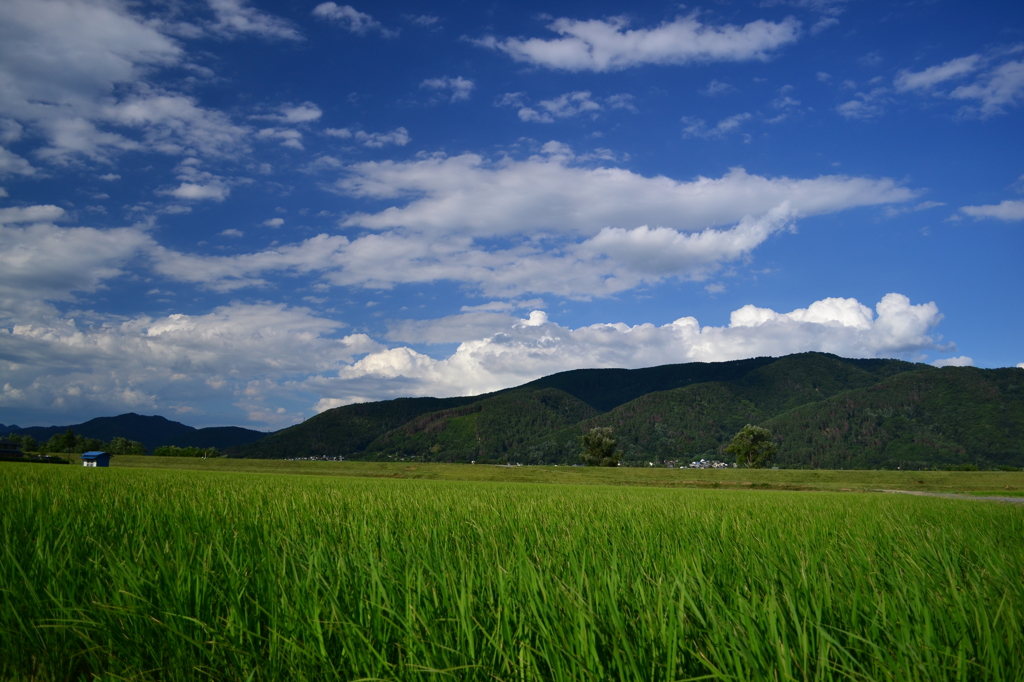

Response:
(1, 464), (1022, 680)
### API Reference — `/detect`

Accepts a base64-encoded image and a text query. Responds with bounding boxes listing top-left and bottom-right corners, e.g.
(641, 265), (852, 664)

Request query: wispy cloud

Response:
(476, 14), (801, 72)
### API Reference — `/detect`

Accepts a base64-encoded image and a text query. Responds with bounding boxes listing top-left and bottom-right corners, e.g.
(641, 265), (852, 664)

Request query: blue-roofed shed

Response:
(80, 451), (112, 467)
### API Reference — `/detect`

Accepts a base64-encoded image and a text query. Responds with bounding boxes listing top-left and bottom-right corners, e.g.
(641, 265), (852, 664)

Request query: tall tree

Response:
(580, 427), (621, 467)
(726, 424), (778, 468)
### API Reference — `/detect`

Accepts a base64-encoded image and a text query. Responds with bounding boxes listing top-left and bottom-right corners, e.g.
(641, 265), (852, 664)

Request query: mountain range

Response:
(5, 353), (1021, 468)
(228, 353), (1024, 470)
(1, 413), (266, 455)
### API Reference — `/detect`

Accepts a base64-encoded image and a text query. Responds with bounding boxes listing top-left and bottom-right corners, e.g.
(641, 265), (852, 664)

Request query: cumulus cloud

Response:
(298, 293), (948, 406)
(208, 0), (302, 41)
(420, 77), (475, 102)
(143, 151), (914, 298)
(0, 301), (381, 426)
(0, 0), (251, 162)
(159, 160), (233, 201)
(0, 208), (154, 326)
(959, 199), (1024, 221)
(478, 14), (801, 72)
(314, 3), (393, 35)
(0, 146), (37, 176)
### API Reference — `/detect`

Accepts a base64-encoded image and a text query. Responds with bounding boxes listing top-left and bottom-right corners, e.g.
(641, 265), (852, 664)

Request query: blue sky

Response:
(1, 0), (1022, 429)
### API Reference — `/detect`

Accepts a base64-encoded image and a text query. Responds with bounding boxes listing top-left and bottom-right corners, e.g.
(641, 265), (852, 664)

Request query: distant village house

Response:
(80, 451), (112, 467)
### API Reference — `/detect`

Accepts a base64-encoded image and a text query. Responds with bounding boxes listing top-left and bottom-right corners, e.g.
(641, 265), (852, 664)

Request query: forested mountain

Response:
(226, 352), (1024, 468)
(764, 367), (1024, 469)
(12, 354), (1018, 468)
(229, 396), (482, 459)
(2, 413), (266, 454)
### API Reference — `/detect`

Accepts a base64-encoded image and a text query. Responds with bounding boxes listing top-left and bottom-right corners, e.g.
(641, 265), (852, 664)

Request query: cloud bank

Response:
(1, 290), (948, 425)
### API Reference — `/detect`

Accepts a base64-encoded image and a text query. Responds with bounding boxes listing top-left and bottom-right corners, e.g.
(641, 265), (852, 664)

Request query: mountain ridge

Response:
(2, 413), (267, 454)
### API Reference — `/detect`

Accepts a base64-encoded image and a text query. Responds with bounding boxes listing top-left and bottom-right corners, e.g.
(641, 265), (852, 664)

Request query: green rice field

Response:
(2, 463), (1023, 680)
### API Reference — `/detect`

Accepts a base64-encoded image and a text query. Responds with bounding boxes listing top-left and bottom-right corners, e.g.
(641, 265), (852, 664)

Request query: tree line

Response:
(4, 431), (220, 458)
(5, 430), (146, 456)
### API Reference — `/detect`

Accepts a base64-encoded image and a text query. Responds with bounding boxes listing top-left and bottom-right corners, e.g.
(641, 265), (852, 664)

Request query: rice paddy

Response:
(2, 463), (1023, 680)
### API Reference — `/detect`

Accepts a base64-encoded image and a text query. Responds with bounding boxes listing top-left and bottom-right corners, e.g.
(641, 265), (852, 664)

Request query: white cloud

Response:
(255, 102), (323, 123)
(810, 17), (839, 34)
(682, 113), (753, 138)
(959, 199), (1024, 221)
(159, 160), (233, 201)
(932, 356), (973, 368)
(606, 94), (638, 112)
(220, 228), (243, 237)
(385, 311), (518, 343)
(1017, 363), (1024, 369)
(498, 91), (602, 122)
(357, 128), (410, 147)
(325, 127), (410, 147)
(479, 14), (801, 72)
(298, 293), (948, 404)
(263, 218), (285, 227)
(836, 88), (888, 119)
(890, 52), (1024, 118)
(883, 200), (945, 218)
(702, 79), (736, 96)
(420, 77), (475, 102)
(257, 127), (304, 149)
(336, 148), (915, 239)
(0, 146), (37, 176)
(406, 15), (439, 27)
(0, 301), (381, 426)
(0, 0), (251, 162)
(950, 59), (1024, 118)
(0, 209), (153, 322)
(538, 91), (602, 118)
(146, 151), (914, 298)
(0, 205), (66, 225)
(312, 3), (395, 37)
(894, 55), (982, 92)
(208, 0), (302, 40)
(0, 119), (23, 144)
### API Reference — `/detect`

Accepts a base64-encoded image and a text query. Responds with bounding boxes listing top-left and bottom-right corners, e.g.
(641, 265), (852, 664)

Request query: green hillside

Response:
(365, 388), (600, 462)
(766, 366), (1024, 469)
(227, 353), (1024, 468)
(507, 353), (925, 465)
(228, 396), (480, 459)
(517, 355), (778, 411)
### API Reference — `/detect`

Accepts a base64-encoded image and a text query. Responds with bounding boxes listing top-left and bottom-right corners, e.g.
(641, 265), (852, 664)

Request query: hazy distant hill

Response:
(2, 413), (266, 454)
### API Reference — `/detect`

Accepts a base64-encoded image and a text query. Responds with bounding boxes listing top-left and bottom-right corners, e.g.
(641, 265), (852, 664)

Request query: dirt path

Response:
(876, 489), (1024, 504)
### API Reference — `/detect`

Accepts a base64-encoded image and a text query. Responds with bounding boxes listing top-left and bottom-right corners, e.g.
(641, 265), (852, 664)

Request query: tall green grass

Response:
(1, 464), (1022, 680)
